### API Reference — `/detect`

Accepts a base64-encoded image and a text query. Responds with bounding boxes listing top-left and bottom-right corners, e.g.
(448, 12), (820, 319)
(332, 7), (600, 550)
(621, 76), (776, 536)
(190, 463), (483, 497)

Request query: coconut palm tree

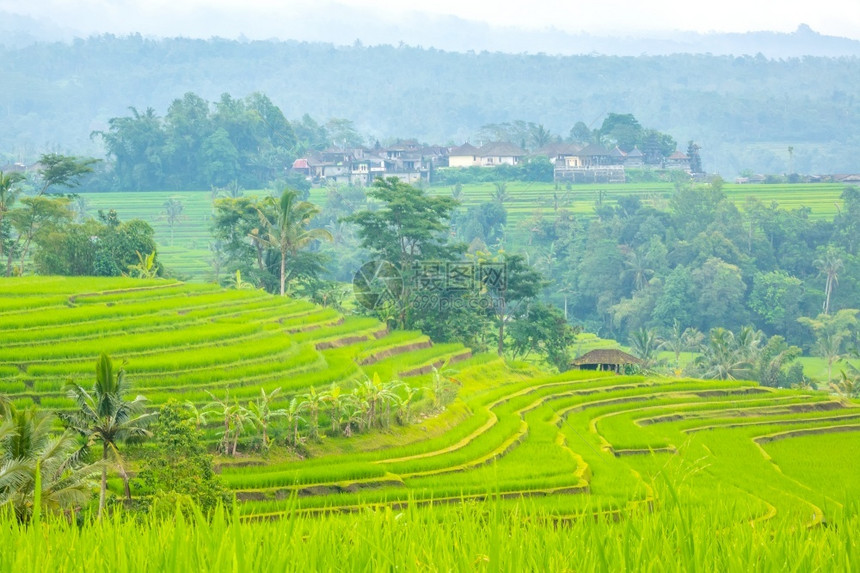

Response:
(695, 328), (756, 381)
(160, 197), (185, 247)
(629, 328), (660, 367)
(2, 399), (101, 522)
(814, 247), (844, 315)
(61, 354), (154, 518)
(255, 188), (332, 296)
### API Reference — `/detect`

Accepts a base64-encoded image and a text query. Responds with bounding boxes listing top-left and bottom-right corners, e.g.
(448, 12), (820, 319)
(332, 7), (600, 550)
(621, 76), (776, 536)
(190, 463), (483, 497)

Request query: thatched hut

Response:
(571, 349), (644, 373)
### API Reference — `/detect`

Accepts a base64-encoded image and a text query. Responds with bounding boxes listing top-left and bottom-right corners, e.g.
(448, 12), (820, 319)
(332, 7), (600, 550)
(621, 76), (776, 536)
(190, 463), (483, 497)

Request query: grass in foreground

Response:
(3, 489), (856, 572)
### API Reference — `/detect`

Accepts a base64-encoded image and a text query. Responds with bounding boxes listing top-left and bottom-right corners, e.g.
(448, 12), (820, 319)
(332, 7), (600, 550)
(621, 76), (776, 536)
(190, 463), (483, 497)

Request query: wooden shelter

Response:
(571, 349), (644, 372)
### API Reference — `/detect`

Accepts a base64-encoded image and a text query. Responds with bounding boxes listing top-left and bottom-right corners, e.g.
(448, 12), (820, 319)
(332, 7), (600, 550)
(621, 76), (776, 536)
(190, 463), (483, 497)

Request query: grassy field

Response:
(1, 277), (857, 523)
(1, 277), (857, 568)
(78, 181), (849, 281)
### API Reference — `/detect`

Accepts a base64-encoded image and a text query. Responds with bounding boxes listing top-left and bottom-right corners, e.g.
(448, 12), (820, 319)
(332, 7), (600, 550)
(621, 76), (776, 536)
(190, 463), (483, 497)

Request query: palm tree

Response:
(1, 400), (101, 522)
(491, 181), (510, 205)
(228, 403), (251, 457)
(629, 328), (659, 367)
(255, 188), (332, 296)
(623, 248), (654, 292)
(61, 354), (154, 518)
(0, 170), (24, 269)
(160, 197), (185, 247)
(660, 320), (687, 369)
(814, 247), (844, 315)
(695, 328), (755, 381)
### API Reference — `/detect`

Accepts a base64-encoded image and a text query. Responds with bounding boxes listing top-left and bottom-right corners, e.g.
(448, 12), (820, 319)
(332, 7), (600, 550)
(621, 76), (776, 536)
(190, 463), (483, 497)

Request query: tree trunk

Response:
(280, 251), (286, 296)
(98, 443), (108, 519)
(497, 298), (506, 357)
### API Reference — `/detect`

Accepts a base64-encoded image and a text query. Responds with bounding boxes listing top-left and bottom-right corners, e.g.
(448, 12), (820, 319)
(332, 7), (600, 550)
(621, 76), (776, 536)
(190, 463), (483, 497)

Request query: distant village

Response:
(291, 140), (696, 187)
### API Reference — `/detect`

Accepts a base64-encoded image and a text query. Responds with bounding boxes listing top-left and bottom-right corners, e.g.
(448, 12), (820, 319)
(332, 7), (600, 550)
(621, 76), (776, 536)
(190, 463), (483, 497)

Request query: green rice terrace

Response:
(1, 276), (857, 528)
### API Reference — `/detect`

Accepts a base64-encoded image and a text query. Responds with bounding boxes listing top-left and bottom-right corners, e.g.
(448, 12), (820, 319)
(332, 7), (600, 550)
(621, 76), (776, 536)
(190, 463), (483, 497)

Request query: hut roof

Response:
(571, 348), (644, 366)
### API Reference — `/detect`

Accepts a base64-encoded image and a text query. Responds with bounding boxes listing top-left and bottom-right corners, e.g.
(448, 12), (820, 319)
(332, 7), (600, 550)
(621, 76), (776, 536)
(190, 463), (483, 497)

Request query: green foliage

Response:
(34, 212), (160, 277)
(61, 353), (154, 517)
(507, 302), (579, 370)
(0, 398), (101, 523)
(137, 401), (229, 515)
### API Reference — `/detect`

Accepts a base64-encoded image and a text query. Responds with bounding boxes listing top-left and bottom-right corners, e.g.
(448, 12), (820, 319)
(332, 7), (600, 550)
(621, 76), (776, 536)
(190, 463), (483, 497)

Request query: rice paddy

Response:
(0, 277), (856, 572)
(1, 276), (856, 540)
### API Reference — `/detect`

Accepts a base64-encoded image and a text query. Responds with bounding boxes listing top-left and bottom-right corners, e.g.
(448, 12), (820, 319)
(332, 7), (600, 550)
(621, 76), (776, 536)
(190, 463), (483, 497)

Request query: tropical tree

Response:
(61, 354), (153, 518)
(183, 400), (211, 429)
(694, 328), (756, 380)
(830, 370), (859, 398)
(299, 386), (325, 441)
(798, 309), (859, 384)
(204, 390), (234, 456)
(7, 195), (71, 276)
(137, 401), (229, 515)
(431, 363), (460, 409)
(629, 328), (660, 367)
(255, 188), (332, 296)
(0, 170), (24, 270)
(247, 388), (287, 451)
(1, 399), (101, 523)
(321, 384), (347, 435)
(127, 250), (158, 279)
(35, 153), (99, 196)
(344, 177), (463, 328)
(284, 397), (307, 446)
(814, 246), (844, 315)
(160, 197), (185, 246)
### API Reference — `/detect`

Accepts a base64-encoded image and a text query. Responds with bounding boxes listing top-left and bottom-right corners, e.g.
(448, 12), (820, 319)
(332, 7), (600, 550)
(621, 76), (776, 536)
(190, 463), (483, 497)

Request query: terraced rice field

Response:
(79, 182), (848, 281)
(1, 276), (856, 525)
(0, 277), (471, 414)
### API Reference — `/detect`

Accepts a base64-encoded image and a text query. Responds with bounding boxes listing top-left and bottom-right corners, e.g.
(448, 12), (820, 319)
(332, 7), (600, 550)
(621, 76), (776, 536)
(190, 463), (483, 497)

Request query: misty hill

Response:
(1, 34), (859, 177)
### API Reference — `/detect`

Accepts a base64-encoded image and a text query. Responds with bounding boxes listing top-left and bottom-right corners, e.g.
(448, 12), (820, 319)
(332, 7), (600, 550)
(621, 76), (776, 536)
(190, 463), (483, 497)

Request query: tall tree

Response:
(255, 188), (332, 296)
(814, 246), (844, 315)
(35, 153), (99, 196)
(345, 177), (463, 328)
(161, 197), (185, 247)
(475, 251), (544, 356)
(0, 171), (24, 272)
(61, 354), (154, 518)
(7, 196), (71, 276)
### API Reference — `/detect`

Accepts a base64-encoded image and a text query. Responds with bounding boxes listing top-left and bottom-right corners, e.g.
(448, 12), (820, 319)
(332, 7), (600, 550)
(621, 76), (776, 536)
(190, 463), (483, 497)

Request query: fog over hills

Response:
(2, 7), (860, 58)
(1, 9), (859, 177)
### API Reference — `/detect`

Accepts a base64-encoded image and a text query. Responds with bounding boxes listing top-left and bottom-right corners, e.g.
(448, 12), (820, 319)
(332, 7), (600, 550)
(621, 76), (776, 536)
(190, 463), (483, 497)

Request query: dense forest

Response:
(2, 35), (859, 176)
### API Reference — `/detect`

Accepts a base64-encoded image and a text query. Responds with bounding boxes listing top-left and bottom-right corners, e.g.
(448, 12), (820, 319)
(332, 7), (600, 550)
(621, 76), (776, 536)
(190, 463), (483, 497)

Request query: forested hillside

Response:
(2, 35), (859, 176)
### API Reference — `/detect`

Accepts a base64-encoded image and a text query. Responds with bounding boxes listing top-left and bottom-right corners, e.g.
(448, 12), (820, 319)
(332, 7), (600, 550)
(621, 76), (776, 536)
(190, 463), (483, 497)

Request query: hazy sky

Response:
(3, 0), (859, 41)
